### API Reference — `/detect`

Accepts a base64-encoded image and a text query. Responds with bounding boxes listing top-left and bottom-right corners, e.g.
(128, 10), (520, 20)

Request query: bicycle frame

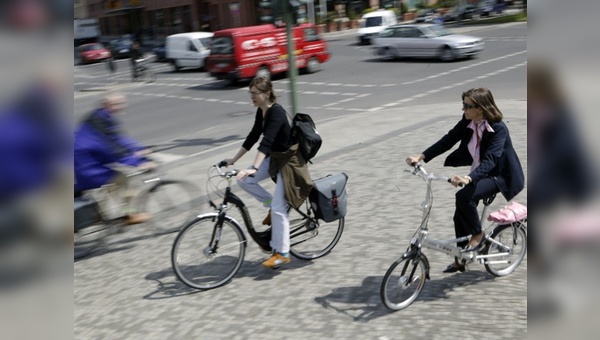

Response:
(406, 164), (517, 266)
(207, 165), (324, 251)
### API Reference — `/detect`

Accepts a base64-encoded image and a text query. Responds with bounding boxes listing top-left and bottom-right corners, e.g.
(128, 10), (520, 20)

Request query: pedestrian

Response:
(130, 40), (142, 81)
(74, 93), (155, 225)
(222, 76), (313, 269)
(406, 87), (525, 273)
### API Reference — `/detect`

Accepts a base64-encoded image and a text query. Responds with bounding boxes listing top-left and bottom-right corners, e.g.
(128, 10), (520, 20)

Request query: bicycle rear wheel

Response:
(138, 180), (199, 234)
(171, 214), (246, 290)
(483, 222), (527, 277)
(380, 255), (428, 311)
(288, 207), (344, 260)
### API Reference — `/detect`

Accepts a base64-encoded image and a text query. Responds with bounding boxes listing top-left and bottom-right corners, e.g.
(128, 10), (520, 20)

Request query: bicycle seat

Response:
(482, 193), (496, 206)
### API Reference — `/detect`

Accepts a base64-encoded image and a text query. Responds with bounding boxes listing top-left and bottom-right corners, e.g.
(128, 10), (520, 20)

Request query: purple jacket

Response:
(74, 108), (146, 192)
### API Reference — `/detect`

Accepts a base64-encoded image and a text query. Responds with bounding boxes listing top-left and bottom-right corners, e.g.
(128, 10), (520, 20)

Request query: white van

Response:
(357, 9), (398, 45)
(166, 32), (214, 71)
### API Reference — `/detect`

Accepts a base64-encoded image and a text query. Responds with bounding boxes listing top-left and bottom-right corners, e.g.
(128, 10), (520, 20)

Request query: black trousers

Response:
(453, 177), (500, 248)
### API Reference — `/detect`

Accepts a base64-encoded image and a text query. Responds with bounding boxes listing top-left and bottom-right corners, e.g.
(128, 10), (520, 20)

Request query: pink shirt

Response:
(467, 120), (495, 171)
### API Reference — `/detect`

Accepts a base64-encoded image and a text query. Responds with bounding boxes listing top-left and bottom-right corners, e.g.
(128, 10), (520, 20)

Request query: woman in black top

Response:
(223, 77), (312, 269)
(407, 88), (525, 273)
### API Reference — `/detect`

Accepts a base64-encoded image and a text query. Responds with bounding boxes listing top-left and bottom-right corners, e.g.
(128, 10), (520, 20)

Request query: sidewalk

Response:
(74, 99), (527, 339)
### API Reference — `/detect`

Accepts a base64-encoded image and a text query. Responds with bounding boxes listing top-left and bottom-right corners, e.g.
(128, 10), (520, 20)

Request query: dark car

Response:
(444, 5), (480, 22)
(479, 0), (508, 17)
(415, 9), (436, 23)
(151, 43), (166, 62)
(109, 38), (134, 59)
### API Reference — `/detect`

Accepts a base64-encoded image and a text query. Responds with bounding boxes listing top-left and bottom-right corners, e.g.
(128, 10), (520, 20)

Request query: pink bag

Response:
(487, 201), (527, 223)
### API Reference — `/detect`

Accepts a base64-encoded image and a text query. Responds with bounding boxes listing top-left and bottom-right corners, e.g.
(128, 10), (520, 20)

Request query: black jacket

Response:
(422, 115), (525, 201)
(242, 103), (292, 155)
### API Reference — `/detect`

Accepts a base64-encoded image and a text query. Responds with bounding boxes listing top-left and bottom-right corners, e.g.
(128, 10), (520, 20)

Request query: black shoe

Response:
(442, 262), (466, 273)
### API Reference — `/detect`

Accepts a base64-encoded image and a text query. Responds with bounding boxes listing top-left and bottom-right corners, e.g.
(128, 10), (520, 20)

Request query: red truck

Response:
(206, 23), (330, 83)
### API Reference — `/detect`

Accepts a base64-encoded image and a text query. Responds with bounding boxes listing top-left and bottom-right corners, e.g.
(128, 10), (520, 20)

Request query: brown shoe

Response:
(262, 209), (271, 226)
(126, 212), (152, 225)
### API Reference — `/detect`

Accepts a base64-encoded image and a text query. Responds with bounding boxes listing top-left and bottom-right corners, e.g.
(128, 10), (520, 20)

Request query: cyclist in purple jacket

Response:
(74, 93), (154, 225)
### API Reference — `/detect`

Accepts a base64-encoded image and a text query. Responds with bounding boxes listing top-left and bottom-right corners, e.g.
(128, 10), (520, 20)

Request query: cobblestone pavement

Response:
(75, 100), (527, 339)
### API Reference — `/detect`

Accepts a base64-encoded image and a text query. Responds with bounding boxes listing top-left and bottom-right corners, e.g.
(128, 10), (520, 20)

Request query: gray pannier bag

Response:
(309, 172), (348, 222)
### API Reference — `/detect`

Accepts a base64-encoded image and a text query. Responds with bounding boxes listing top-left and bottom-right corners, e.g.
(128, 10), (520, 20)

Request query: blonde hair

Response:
(462, 88), (503, 123)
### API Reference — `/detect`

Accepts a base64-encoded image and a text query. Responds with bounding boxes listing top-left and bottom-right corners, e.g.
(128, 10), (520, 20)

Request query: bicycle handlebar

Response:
(408, 163), (463, 187)
(215, 161), (255, 178)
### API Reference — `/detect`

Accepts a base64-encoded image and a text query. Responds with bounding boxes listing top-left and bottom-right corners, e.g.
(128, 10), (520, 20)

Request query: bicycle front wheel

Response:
(483, 222), (527, 277)
(380, 255), (428, 311)
(288, 207), (344, 260)
(138, 180), (199, 234)
(171, 214), (246, 290)
(145, 68), (156, 83)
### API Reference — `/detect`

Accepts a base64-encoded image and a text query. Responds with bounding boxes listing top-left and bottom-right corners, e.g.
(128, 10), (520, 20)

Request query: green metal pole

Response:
(284, 0), (299, 116)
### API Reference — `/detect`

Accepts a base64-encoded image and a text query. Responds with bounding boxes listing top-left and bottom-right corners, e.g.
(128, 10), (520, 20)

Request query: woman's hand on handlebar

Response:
(449, 175), (470, 188)
(221, 158), (235, 167)
(406, 154), (424, 166)
(235, 168), (257, 180)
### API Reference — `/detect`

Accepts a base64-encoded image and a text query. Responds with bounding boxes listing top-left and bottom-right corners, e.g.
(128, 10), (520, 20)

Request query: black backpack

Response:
(289, 112), (322, 163)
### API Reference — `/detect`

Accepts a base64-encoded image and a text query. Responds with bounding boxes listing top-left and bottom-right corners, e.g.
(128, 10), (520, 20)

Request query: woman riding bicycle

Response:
(406, 87), (525, 273)
(223, 76), (313, 269)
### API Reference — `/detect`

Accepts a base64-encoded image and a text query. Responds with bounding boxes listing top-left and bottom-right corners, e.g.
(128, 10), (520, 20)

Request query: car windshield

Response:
(423, 25), (452, 37)
(365, 17), (383, 27)
(82, 44), (103, 51)
(198, 37), (212, 49)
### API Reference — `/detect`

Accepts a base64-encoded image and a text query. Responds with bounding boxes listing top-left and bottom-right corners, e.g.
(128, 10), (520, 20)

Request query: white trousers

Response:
(237, 158), (290, 253)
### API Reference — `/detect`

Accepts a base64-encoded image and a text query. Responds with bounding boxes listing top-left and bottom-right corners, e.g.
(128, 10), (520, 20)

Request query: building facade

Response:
(78, 1), (440, 40)
(83, 0), (259, 39)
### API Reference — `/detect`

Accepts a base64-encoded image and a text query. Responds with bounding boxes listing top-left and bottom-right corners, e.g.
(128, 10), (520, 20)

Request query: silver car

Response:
(372, 24), (484, 61)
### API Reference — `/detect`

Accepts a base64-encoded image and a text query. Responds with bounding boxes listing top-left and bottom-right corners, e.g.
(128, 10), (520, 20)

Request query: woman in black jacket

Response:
(223, 77), (312, 269)
(407, 88), (525, 273)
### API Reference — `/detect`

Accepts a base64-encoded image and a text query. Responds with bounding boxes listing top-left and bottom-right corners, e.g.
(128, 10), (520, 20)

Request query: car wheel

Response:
(306, 57), (321, 74)
(379, 47), (395, 61)
(256, 65), (271, 79)
(439, 46), (455, 62)
(172, 60), (181, 72)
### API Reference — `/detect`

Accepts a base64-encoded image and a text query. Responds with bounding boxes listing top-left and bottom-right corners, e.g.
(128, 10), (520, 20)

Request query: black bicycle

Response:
(133, 60), (156, 83)
(171, 162), (345, 290)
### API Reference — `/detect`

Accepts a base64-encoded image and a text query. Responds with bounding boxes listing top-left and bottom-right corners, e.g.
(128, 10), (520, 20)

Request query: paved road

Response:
(74, 22), (527, 161)
(74, 98), (527, 339)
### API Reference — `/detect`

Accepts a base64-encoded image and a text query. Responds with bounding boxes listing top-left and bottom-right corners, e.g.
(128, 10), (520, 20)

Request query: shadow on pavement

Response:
(143, 258), (314, 299)
(143, 267), (204, 300)
(314, 271), (495, 322)
(149, 134), (242, 153)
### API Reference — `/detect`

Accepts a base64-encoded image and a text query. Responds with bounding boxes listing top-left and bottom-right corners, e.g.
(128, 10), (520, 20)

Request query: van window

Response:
(198, 37), (212, 49)
(211, 36), (233, 55)
(187, 41), (198, 52)
(365, 16), (383, 28)
(303, 27), (318, 42)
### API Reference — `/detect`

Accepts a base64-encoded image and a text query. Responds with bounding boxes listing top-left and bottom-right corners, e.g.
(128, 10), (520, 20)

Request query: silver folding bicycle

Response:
(380, 163), (527, 310)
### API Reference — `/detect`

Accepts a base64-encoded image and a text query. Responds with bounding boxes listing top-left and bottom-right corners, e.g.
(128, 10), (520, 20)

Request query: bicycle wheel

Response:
(138, 180), (199, 234)
(171, 214), (246, 290)
(288, 207), (344, 260)
(380, 255), (428, 311)
(144, 68), (156, 83)
(483, 222), (527, 277)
